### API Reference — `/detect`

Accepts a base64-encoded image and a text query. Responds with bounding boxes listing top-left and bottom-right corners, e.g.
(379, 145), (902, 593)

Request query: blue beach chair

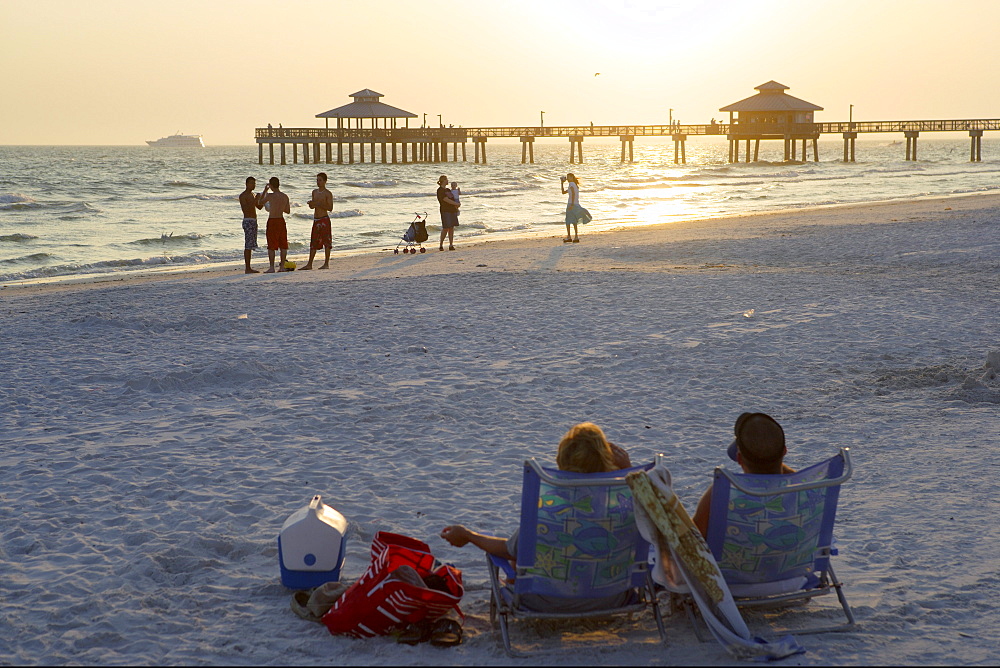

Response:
(486, 457), (666, 656)
(669, 448), (856, 636)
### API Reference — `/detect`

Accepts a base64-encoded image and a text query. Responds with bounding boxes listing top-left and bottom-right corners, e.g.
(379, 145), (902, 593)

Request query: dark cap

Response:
(728, 412), (785, 464)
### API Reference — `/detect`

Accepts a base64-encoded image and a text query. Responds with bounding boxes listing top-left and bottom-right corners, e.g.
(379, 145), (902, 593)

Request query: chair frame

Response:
(486, 456), (666, 656)
(672, 448), (856, 637)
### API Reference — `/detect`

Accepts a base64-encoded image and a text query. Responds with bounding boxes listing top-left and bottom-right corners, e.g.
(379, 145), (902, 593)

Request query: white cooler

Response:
(278, 495), (348, 589)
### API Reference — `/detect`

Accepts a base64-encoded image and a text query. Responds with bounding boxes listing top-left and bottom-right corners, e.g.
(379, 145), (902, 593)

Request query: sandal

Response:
(396, 619), (434, 645)
(290, 590), (323, 624)
(429, 615), (463, 647)
(563, 237), (573, 243)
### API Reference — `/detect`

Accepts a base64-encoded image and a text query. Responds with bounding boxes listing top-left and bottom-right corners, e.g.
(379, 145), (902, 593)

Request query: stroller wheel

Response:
(394, 248), (399, 254)
(419, 247), (426, 253)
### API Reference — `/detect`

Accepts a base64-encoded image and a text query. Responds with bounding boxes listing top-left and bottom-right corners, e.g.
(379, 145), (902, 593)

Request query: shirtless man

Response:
(238, 176), (262, 274)
(302, 172), (333, 270)
(256, 176), (291, 273)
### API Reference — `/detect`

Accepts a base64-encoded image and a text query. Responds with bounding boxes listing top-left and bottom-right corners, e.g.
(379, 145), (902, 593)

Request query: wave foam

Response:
(0, 193), (36, 205)
(129, 233), (207, 245)
(0, 233), (38, 242)
(344, 180), (398, 188)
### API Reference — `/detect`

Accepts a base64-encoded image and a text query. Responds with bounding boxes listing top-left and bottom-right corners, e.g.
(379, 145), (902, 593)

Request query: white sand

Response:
(1, 193), (998, 665)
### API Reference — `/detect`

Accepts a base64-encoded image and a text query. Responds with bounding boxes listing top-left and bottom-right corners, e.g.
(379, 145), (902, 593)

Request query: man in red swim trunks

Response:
(256, 176), (291, 273)
(302, 172), (333, 270)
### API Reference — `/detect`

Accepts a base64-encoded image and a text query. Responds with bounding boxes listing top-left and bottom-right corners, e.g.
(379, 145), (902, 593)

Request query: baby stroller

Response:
(394, 212), (429, 254)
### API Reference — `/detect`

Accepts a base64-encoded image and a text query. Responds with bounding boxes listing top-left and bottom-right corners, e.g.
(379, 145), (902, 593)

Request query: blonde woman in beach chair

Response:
(651, 448), (856, 640)
(483, 456), (666, 656)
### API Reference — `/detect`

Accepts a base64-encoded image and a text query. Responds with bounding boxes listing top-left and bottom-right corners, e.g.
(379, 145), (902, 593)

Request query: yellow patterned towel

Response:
(626, 470), (725, 604)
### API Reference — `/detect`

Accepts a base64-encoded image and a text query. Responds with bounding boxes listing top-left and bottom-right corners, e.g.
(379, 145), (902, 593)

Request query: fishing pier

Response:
(255, 84), (999, 166)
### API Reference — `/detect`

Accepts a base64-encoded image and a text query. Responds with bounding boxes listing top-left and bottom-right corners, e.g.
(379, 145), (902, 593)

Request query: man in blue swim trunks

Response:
(238, 176), (263, 273)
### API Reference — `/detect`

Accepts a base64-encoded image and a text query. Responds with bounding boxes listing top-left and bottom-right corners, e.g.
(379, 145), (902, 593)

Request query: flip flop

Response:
(429, 616), (463, 647)
(395, 619), (434, 645)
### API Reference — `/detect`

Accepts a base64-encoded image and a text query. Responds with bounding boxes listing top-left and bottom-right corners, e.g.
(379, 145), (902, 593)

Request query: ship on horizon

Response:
(146, 133), (205, 148)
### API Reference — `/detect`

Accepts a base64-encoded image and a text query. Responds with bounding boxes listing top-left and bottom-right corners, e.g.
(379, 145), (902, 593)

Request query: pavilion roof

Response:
(720, 81), (823, 113)
(316, 101), (418, 119)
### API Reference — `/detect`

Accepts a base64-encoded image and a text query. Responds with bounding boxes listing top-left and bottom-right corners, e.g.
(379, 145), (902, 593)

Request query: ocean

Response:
(2, 138), (998, 283)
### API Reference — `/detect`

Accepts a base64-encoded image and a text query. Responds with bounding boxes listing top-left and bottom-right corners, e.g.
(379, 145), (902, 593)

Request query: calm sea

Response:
(2, 138), (998, 283)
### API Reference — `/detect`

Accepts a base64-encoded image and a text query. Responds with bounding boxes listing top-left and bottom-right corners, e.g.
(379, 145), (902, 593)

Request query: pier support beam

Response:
(671, 134), (687, 164)
(520, 136), (535, 164)
(970, 130), (983, 162)
(812, 138), (819, 162)
(753, 139), (760, 162)
(474, 137), (488, 164)
(462, 142), (467, 162)
(843, 132), (857, 162)
(905, 131), (919, 161)
(326, 143), (332, 164)
(569, 135), (584, 163)
(313, 143), (320, 164)
(280, 143), (286, 165)
(619, 135), (634, 163)
(293, 143), (298, 164)
(258, 143), (263, 165)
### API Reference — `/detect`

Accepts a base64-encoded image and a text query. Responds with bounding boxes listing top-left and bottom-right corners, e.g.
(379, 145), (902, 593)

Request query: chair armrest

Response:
(489, 554), (516, 580)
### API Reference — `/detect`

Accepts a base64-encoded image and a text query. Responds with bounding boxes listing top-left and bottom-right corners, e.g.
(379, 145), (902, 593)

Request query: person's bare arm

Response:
(440, 525), (512, 560)
(322, 190), (334, 210)
(692, 485), (713, 539)
(282, 194), (290, 215)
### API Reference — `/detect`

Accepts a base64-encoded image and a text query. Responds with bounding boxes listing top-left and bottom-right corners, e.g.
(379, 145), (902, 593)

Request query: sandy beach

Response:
(1, 193), (998, 665)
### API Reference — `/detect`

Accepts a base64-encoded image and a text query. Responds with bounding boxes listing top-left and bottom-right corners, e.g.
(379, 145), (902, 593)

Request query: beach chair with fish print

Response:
(486, 457), (665, 656)
(667, 448), (856, 636)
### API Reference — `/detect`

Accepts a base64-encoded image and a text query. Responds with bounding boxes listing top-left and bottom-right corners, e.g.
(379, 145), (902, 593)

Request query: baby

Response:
(450, 181), (461, 215)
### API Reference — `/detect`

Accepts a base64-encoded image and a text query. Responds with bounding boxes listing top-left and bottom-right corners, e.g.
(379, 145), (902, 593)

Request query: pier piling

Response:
(520, 136), (535, 164)
(905, 131), (920, 161)
(970, 129), (983, 162)
(569, 136), (584, 164)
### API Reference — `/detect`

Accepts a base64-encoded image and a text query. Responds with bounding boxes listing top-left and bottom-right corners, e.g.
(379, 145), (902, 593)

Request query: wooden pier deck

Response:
(254, 117), (1000, 166)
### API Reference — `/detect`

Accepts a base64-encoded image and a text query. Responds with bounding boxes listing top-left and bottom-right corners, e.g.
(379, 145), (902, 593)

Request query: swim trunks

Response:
(310, 216), (332, 250)
(242, 218), (259, 250)
(266, 217), (288, 250)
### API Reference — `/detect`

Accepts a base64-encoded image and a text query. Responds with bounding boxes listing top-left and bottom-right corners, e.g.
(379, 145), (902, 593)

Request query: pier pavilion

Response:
(256, 89), (468, 165)
(720, 81), (824, 163)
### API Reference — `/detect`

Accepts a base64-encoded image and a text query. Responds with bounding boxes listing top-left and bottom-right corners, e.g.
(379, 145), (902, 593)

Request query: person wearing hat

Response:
(691, 412), (796, 539)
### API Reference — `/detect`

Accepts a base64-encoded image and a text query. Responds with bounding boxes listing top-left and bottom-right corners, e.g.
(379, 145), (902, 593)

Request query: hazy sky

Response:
(4, 0), (1000, 145)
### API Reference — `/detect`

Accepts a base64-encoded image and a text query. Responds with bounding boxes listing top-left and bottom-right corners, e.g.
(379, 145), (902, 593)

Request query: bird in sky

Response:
(594, 73), (601, 76)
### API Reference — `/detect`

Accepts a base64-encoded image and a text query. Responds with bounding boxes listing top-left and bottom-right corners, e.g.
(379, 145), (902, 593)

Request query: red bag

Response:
(321, 531), (464, 638)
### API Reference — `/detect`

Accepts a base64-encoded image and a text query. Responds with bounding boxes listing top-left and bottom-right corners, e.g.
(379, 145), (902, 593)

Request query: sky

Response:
(3, 0), (1000, 145)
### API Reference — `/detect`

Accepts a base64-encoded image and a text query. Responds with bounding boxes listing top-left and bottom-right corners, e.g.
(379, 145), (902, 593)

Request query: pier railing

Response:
(256, 119), (1000, 143)
(255, 128), (468, 141)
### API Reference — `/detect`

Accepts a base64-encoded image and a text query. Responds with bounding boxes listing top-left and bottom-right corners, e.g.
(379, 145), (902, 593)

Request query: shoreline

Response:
(4, 189), (1000, 296)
